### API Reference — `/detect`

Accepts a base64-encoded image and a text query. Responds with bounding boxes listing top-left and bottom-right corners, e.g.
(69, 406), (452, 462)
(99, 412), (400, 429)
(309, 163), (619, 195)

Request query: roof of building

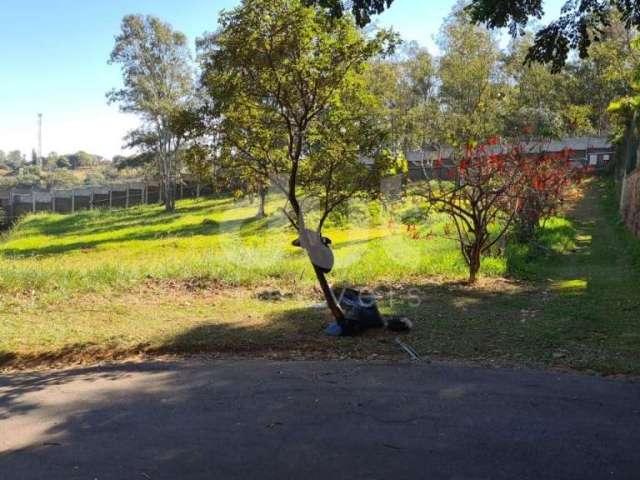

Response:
(405, 137), (613, 164)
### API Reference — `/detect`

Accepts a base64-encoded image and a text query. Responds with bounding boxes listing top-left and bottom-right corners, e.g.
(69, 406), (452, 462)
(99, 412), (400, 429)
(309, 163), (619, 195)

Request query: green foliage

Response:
(46, 170), (82, 189)
(306, 0), (394, 27)
(399, 204), (430, 226)
(436, 7), (503, 145)
(108, 14), (195, 211)
(199, 0), (396, 233)
(467, 0), (640, 73)
(373, 149), (408, 176)
(4, 151), (24, 170)
(562, 105), (596, 136)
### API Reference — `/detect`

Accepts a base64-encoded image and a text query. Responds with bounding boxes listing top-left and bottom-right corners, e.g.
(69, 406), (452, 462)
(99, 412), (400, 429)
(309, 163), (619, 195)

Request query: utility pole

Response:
(37, 113), (43, 170)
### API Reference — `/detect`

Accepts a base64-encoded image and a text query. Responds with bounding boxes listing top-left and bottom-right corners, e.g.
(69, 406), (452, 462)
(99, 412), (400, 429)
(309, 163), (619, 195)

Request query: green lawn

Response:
(1, 180), (639, 374)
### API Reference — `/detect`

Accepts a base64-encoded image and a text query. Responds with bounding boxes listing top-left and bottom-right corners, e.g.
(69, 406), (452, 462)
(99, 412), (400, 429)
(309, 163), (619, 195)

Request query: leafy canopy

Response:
(308, 0), (640, 71)
(199, 0), (396, 231)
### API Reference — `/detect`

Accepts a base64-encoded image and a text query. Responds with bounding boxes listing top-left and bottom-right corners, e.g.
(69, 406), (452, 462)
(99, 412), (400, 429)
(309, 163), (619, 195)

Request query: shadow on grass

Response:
(10, 196), (237, 239)
(0, 213), (282, 257)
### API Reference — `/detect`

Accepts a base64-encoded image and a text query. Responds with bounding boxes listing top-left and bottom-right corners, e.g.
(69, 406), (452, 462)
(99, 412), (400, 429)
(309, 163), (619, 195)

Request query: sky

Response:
(0, 0), (564, 160)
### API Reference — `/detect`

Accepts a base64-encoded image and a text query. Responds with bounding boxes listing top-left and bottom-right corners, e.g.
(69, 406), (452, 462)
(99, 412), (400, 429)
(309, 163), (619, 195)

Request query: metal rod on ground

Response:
(395, 337), (423, 362)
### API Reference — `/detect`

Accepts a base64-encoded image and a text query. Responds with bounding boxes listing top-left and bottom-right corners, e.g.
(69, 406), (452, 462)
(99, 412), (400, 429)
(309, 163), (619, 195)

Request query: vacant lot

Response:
(1, 180), (638, 373)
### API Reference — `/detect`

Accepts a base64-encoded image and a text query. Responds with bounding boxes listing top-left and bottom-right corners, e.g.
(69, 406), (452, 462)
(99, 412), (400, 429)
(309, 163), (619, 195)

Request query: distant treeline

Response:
(0, 150), (144, 191)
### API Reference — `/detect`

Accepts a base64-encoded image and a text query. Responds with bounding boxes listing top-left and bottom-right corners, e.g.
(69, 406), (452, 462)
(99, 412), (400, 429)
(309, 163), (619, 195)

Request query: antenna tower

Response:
(37, 113), (43, 169)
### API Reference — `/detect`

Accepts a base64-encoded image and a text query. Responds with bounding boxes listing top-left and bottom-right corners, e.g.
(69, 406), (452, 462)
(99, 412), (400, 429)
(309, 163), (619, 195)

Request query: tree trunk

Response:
(160, 147), (174, 212)
(286, 134), (344, 323)
(256, 185), (266, 218)
(468, 244), (481, 284)
(312, 264), (345, 322)
(516, 196), (539, 243)
(164, 176), (174, 212)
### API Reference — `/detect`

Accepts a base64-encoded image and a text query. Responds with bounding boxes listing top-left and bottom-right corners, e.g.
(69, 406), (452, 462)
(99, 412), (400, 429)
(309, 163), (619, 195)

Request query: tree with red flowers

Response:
(515, 146), (581, 242)
(419, 139), (528, 283)
(419, 138), (581, 283)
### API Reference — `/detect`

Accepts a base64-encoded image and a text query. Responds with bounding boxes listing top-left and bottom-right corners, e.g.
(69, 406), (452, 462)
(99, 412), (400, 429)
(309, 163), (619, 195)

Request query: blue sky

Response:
(0, 0), (564, 159)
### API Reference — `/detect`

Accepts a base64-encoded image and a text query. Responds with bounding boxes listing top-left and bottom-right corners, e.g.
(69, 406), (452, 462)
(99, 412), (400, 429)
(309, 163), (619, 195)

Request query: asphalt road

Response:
(1, 359), (639, 480)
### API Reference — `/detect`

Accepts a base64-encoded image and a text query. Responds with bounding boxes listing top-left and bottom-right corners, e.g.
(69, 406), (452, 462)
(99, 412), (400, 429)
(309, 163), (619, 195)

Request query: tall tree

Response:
(108, 14), (194, 212)
(502, 33), (567, 139)
(437, 7), (504, 146)
(565, 15), (639, 135)
(199, 0), (394, 322)
(367, 45), (439, 157)
(308, 0), (640, 72)
(402, 46), (439, 152)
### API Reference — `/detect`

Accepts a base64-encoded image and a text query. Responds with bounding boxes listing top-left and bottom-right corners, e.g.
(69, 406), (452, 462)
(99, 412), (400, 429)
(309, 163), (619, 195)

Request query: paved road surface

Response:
(1, 359), (639, 479)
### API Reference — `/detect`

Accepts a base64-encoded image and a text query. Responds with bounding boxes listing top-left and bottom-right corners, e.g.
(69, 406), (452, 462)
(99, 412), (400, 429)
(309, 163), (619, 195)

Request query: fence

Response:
(615, 115), (640, 238)
(0, 181), (211, 226)
(621, 169), (640, 237)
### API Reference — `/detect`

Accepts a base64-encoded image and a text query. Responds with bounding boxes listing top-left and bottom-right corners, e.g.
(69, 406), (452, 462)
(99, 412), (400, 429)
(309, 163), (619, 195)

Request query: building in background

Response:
(406, 137), (614, 182)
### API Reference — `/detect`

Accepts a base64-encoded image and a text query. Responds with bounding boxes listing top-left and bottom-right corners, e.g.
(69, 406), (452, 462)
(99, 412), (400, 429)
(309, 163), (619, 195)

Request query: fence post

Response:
(109, 189), (113, 209)
(9, 189), (14, 219)
(144, 184), (149, 204)
(90, 190), (94, 210)
(71, 189), (75, 213)
(52, 190), (56, 213)
(125, 185), (130, 209)
(31, 188), (36, 213)
(196, 183), (200, 198)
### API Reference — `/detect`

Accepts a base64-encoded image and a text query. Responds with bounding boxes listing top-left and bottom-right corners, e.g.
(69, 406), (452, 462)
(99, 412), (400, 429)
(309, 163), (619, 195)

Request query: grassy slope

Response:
(0, 194), (502, 295)
(1, 181), (638, 373)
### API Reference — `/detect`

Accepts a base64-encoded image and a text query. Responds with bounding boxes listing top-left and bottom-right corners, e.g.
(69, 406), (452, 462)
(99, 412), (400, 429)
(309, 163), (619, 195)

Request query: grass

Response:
(0, 194), (503, 296)
(1, 180), (639, 374)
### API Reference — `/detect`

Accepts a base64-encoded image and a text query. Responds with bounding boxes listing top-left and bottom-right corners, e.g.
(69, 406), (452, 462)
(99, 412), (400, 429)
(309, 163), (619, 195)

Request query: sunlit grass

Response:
(0, 193), (505, 295)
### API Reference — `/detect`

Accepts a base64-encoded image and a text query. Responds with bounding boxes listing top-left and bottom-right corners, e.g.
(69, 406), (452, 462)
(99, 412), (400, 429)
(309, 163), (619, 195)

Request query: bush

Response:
(399, 205), (430, 226)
